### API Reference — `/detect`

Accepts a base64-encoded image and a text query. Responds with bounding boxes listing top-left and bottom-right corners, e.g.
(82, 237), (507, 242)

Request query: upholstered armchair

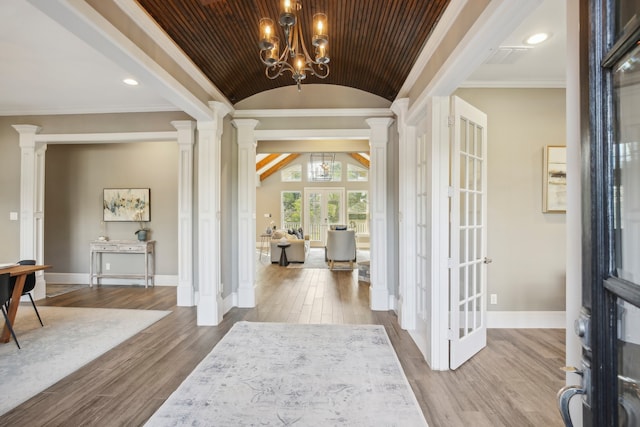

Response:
(325, 229), (357, 269)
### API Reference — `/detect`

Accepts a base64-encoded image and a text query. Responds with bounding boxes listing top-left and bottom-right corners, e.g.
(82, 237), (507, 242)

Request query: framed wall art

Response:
(542, 146), (567, 213)
(103, 188), (150, 222)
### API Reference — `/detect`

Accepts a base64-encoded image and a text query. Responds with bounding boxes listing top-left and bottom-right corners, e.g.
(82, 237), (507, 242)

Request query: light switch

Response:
(9, 212), (18, 221)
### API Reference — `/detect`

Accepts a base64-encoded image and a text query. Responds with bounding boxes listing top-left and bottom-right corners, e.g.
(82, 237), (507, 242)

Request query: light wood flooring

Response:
(1, 263), (565, 426)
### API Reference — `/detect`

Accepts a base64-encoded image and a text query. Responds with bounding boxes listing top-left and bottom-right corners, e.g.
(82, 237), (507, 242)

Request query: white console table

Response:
(89, 240), (155, 288)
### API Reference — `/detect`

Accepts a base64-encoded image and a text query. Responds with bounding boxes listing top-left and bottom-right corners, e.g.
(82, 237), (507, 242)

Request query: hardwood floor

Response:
(1, 265), (565, 426)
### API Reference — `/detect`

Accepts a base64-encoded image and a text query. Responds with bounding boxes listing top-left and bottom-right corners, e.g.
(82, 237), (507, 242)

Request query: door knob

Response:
(483, 257), (493, 264)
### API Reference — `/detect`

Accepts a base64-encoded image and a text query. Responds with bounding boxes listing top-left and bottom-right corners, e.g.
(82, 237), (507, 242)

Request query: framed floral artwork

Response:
(542, 146), (567, 213)
(103, 188), (150, 222)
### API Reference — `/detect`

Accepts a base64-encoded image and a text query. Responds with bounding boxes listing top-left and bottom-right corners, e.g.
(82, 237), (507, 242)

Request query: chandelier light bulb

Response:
(312, 13), (328, 47)
(259, 18), (275, 50)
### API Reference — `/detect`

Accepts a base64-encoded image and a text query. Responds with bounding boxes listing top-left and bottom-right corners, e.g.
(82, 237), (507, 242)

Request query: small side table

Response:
(277, 242), (291, 266)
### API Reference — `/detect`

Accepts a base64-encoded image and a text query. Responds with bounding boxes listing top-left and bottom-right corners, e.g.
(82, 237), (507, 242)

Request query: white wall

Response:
(456, 88), (566, 311)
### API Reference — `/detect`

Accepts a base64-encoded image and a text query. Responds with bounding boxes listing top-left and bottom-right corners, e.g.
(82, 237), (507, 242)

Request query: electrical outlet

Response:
(490, 294), (498, 305)
(9, 212), (18, 221)
(105, 263), (111, 271)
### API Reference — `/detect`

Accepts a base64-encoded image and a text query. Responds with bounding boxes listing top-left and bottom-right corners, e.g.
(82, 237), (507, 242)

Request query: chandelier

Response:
(310, 153), (335, 181)
(258, 0), (330, 91)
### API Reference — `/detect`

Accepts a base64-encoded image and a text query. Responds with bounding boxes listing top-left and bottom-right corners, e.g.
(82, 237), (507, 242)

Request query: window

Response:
(281, 191), (302, 228)
(347, 163), (368, 181)
(308, 160), (342, 182)
(347, 191), (368, 232)
(281, 164), (302, 182)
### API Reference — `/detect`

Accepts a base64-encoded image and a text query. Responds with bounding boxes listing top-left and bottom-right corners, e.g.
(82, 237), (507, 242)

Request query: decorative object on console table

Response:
(134, 209), (150, 241)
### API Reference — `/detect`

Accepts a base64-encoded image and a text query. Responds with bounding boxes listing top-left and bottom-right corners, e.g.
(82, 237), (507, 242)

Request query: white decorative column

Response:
(197, 102), (230, 325)
(391, 99), (416, 328)
(367, 118), (394, 310)
(172, 120), (196, 306)
(232, 119), (259, 307)
(13, 125), (47, 300)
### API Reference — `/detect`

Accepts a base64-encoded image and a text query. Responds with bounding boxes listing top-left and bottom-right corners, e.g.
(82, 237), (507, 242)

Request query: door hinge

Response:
(447, 258), (455, 268)
(448, 116), (454, 127)
(447, 186), (454, 197)
(447, 329), (455, 340)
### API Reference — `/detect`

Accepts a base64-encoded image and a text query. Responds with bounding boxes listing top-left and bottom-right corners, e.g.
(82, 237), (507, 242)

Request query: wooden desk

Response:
(1, 264), (51, 343)
(89, 240), (155, 288)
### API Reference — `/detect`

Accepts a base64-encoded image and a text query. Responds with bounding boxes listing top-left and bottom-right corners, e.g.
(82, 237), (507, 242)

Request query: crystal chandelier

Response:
(258, 0), (330, 91)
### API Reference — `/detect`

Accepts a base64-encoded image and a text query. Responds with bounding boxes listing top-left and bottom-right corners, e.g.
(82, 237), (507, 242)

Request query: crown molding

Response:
(233, 108), (393, 118)
(458, 79), (566, 89)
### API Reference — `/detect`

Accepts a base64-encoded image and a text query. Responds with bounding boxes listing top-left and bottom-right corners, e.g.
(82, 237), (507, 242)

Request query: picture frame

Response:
(542, 146), (567, 213)
(103, 188), (151, 222)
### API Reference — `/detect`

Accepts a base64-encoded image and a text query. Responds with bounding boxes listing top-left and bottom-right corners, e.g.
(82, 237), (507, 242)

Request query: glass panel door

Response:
(304, 188), (345, 245)
(611, 41), (640, 425)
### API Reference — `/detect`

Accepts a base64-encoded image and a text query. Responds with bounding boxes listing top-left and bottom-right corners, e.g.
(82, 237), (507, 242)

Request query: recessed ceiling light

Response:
(525, 32), (550, 45)
(123, 78), (139, 86)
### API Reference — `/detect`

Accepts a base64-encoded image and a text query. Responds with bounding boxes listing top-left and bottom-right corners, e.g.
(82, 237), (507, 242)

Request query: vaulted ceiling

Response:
(137, 0), (450, 103)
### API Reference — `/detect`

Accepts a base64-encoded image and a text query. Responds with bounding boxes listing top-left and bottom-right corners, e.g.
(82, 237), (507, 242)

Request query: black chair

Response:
(0, 272), (20, 349)
(9, 260), (43, 327)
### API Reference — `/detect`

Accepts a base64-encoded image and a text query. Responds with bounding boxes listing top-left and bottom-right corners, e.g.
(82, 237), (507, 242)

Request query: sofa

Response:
(270, 229), (310, 263)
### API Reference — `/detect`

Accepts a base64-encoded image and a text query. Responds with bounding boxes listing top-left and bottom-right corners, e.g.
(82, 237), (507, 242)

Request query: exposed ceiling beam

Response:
(256, 153), (281, 171)
(260, 154), (300, 182)
(350, 153), (370, 168)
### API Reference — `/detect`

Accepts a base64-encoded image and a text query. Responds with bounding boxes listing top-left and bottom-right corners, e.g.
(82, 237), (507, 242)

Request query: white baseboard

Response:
(224, 292), (237, 315)
(487, 311), (566, 328)
(45, 272), (178, 287)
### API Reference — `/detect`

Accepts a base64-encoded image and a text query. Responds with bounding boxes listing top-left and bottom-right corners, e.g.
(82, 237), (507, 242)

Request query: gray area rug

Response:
(145, 321), (428, 426)
(0, 306), (170, 415)
(287, 248), (369, 270)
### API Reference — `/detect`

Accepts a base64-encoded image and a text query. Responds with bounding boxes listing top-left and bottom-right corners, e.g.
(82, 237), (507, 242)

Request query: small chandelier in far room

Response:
(310, 153), (335, 181)
(258, 0), (330, 91)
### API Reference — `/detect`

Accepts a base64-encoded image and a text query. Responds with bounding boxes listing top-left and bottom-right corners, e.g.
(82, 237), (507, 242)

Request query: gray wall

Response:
(456, 88), (567, 311)
(0, 111), (190, 276)
(46, 142), (178, 275)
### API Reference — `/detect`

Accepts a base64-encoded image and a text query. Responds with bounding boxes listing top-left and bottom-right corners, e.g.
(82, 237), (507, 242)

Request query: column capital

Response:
(12, 124), (42, 135)
(208, 101), (233, 118)
(365, 117), (394, 130)
(390, 98), (409, 121)
(231, 119), (260, 130)
(172, 121), (196, 147)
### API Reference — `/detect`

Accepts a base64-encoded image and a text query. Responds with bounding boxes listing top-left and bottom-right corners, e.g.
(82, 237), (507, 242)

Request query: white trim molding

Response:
(45, 273), (178, 287)
(232, 118), (260, 308)
(487, 311), (567, 329)
(234, 108), (393, 119)
(367, 117), (394, 310)
(173, 120), (196, 306)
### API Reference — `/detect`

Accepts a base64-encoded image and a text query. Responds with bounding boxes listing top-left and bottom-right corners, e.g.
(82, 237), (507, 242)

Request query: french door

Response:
(449, 96), (488, 369)
(304, 187), (344, 245)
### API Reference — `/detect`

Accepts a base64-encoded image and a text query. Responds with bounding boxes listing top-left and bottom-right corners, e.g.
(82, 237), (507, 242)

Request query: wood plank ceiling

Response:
(137, 0), (450, 104)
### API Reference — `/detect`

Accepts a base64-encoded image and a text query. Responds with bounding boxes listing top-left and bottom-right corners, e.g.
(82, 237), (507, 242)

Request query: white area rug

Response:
(146, 321), (428, 426)
(0, 306), (170, 415)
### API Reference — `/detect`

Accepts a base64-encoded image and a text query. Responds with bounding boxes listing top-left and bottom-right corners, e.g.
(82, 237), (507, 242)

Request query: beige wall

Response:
(455, 88), (567, 311)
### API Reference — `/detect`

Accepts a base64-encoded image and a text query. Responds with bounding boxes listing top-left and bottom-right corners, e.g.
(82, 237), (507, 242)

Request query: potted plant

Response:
(134, 209), (149, 241)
